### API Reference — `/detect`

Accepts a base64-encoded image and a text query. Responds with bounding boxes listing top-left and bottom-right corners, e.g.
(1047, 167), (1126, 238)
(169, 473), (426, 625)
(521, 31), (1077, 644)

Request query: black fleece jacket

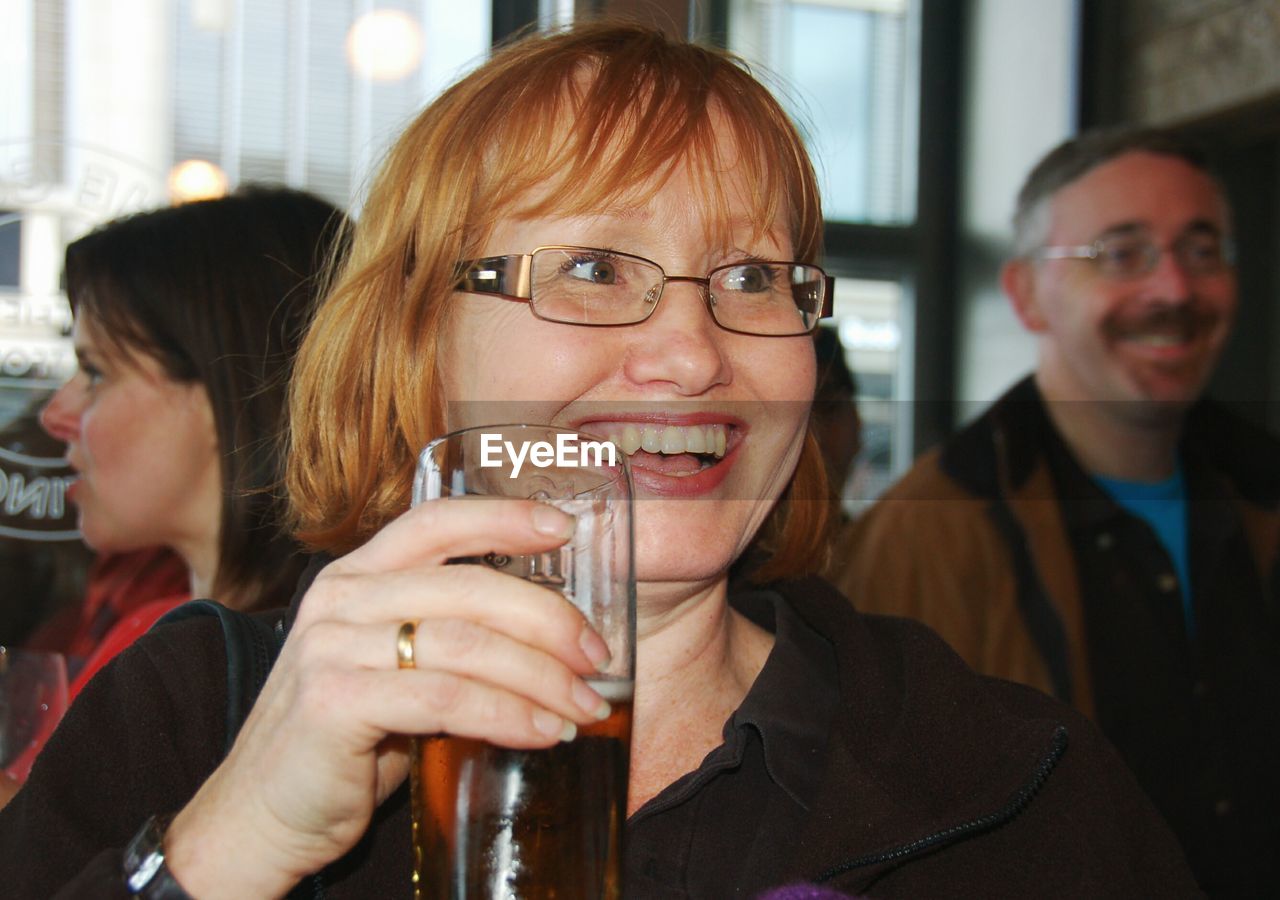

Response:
(0, 574), (1199, 898)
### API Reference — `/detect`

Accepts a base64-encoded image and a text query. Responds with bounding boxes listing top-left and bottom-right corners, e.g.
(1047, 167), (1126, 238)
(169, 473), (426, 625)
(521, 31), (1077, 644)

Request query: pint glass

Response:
(410, 424), (635, 900)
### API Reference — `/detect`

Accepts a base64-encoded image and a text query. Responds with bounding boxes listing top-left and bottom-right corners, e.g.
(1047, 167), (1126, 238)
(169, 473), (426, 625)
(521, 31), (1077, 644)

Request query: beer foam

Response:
(588, 678), (634, 702)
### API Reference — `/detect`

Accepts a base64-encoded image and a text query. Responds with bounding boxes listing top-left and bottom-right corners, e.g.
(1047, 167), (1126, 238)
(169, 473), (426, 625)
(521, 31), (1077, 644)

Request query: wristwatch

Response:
(122, 814), (194, 898)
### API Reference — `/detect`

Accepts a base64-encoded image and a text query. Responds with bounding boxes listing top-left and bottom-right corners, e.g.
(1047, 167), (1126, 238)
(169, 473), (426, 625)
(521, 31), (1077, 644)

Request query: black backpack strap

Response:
(153, 600), (285, 755)
(150, 601), (322, 897)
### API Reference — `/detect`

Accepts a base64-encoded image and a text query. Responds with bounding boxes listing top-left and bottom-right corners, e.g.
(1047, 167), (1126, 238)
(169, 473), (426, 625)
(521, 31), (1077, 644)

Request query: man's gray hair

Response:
(1011, 126), (1220, 258)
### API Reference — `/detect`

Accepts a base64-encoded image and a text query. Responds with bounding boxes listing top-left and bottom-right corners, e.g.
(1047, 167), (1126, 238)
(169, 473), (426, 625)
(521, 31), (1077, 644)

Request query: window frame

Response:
(705, 0), (963, 458)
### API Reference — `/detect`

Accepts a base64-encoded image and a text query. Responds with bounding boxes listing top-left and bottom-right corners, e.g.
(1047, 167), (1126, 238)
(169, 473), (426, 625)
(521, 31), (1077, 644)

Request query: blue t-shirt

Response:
(1094, 466), (1193, 637)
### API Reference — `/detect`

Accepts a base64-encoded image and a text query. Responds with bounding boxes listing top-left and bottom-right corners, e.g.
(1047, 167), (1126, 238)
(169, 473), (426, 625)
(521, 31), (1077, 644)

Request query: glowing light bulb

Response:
(167, 159), (228, 203)
(346, 10), (424, 82)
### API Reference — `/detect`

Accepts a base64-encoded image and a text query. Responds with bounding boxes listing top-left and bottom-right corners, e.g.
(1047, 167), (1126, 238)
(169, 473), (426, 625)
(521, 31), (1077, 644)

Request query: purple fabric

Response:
(757, 885), (861, 900)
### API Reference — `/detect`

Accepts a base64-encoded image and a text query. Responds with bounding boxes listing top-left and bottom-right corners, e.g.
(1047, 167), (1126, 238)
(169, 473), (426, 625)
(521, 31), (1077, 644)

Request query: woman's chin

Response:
(636, 564), (727, 587)
(634, 537), (744, 587)
(76, 521), (129, 556)
(75, 519), (104, 552)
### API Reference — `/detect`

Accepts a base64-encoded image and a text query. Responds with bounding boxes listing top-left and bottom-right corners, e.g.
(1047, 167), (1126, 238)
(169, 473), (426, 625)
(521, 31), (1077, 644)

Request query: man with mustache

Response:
(833, 126), (1280, 897)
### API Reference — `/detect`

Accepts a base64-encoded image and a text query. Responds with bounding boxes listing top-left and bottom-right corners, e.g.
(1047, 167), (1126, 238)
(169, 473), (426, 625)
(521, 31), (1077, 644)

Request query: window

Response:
(831, 277), (906, 511)
(725, 0), (932, 507)
(0, 211), (18, 288)
(728, 0), (917, 224)
(172, 1), (492, 209)
(0, 0), (496, 643)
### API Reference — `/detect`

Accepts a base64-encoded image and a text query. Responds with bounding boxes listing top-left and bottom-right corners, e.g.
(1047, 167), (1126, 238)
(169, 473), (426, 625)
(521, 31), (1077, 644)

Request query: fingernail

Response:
(572, 678), (612, 720)
(532, 709), (576, 742)
(531, 505), (575, 539)
(579, 625), (612, 672)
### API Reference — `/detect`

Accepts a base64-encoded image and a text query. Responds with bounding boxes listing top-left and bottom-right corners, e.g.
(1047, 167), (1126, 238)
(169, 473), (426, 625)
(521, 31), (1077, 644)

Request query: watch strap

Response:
(122, 814), (194, 899)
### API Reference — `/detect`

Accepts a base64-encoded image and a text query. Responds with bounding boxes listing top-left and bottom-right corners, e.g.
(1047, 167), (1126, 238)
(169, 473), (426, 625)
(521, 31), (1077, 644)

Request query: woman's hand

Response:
(163, 498), (612, 899)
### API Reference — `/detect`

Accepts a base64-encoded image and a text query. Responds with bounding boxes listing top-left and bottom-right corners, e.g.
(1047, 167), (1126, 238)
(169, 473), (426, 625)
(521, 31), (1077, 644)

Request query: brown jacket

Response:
(830, 377), (1280, 895)
(831, 377), (1280, 720)
(831, 420), (1098, 715)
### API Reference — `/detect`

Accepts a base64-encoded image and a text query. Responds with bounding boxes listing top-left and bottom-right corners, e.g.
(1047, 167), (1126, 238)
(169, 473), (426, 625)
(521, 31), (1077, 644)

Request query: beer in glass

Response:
(410, 424), (634, 900)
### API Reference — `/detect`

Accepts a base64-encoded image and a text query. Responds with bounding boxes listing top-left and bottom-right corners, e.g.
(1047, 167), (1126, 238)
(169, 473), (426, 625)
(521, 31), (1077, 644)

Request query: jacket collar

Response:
(939, 375), (1055, 499)
(285, 560), (840, 812)
(943, 374), (1280, 509)
(728, 587), (838, 811)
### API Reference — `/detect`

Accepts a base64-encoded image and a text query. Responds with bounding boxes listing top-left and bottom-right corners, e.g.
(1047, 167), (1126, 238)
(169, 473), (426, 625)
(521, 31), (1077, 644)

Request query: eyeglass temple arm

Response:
(1035, 245), (1097, 261)
(819, 275), (835, 319)
(455, 254), (534, 299)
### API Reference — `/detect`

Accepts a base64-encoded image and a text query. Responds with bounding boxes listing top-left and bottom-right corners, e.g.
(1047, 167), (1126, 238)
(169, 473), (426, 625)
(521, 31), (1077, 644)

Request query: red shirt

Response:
(5, 549), (190, 784)
(24, 547), (190, 676)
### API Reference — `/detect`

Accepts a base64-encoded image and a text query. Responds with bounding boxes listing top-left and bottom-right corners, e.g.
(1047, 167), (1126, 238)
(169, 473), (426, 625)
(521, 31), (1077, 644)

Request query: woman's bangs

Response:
(455, 34), (818, 262)
(67, 267), (156, 370)
(473, 84), (795, 245)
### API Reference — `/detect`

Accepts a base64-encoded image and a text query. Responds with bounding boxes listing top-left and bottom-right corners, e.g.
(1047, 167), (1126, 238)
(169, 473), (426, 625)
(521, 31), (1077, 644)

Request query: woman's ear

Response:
(1001, 258), (1048, 333)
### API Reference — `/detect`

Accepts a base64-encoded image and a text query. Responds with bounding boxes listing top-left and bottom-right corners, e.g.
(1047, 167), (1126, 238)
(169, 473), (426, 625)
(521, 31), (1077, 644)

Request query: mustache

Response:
(1104, 301), (1223, 338)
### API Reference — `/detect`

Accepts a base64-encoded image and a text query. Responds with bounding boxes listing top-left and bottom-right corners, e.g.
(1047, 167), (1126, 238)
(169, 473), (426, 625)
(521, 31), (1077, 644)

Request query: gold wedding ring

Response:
(396, 620), (418, 669)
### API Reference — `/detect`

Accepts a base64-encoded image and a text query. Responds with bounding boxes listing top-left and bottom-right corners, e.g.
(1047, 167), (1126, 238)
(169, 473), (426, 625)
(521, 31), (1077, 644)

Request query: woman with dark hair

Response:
(1, 187), (346, 806)
(34, 186), (348, 696)
(1, 25), (1197, 898)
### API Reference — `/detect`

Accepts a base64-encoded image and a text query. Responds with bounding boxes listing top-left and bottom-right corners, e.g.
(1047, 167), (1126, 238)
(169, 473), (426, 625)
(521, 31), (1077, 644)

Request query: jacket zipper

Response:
(814, 725), (1069, 883)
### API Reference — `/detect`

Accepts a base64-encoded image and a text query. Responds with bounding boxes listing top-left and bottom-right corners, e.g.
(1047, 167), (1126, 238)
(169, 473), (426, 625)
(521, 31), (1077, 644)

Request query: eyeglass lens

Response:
(527, 247), (823, 335)
(1095, 230), (1229, 278)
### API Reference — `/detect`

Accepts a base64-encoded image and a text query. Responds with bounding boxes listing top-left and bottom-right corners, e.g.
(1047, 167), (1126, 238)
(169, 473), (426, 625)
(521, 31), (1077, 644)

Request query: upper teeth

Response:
(590, 423), (728, 458)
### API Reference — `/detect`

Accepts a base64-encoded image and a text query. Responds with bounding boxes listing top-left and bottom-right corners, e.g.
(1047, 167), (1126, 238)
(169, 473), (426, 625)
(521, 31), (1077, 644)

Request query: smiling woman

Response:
(0, 22), (1202, 899)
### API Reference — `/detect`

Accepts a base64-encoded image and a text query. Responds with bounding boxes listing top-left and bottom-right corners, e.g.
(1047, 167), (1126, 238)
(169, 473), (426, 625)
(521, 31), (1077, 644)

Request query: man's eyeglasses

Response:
(1034, 228), (1235, 280)
(454, 246), (833, 337)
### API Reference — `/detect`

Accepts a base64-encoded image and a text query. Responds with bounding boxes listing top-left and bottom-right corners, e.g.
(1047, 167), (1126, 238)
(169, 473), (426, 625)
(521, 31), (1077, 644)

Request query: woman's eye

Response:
(565, 258), (618, 284)
(723, 264), (774, 293)
(79, 365), (104, 388)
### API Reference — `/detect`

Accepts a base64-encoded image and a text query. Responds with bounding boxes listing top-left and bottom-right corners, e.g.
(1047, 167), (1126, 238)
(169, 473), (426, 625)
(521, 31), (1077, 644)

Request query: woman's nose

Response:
(39, 377), (85, 443)
(622, 281), (730, 395)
